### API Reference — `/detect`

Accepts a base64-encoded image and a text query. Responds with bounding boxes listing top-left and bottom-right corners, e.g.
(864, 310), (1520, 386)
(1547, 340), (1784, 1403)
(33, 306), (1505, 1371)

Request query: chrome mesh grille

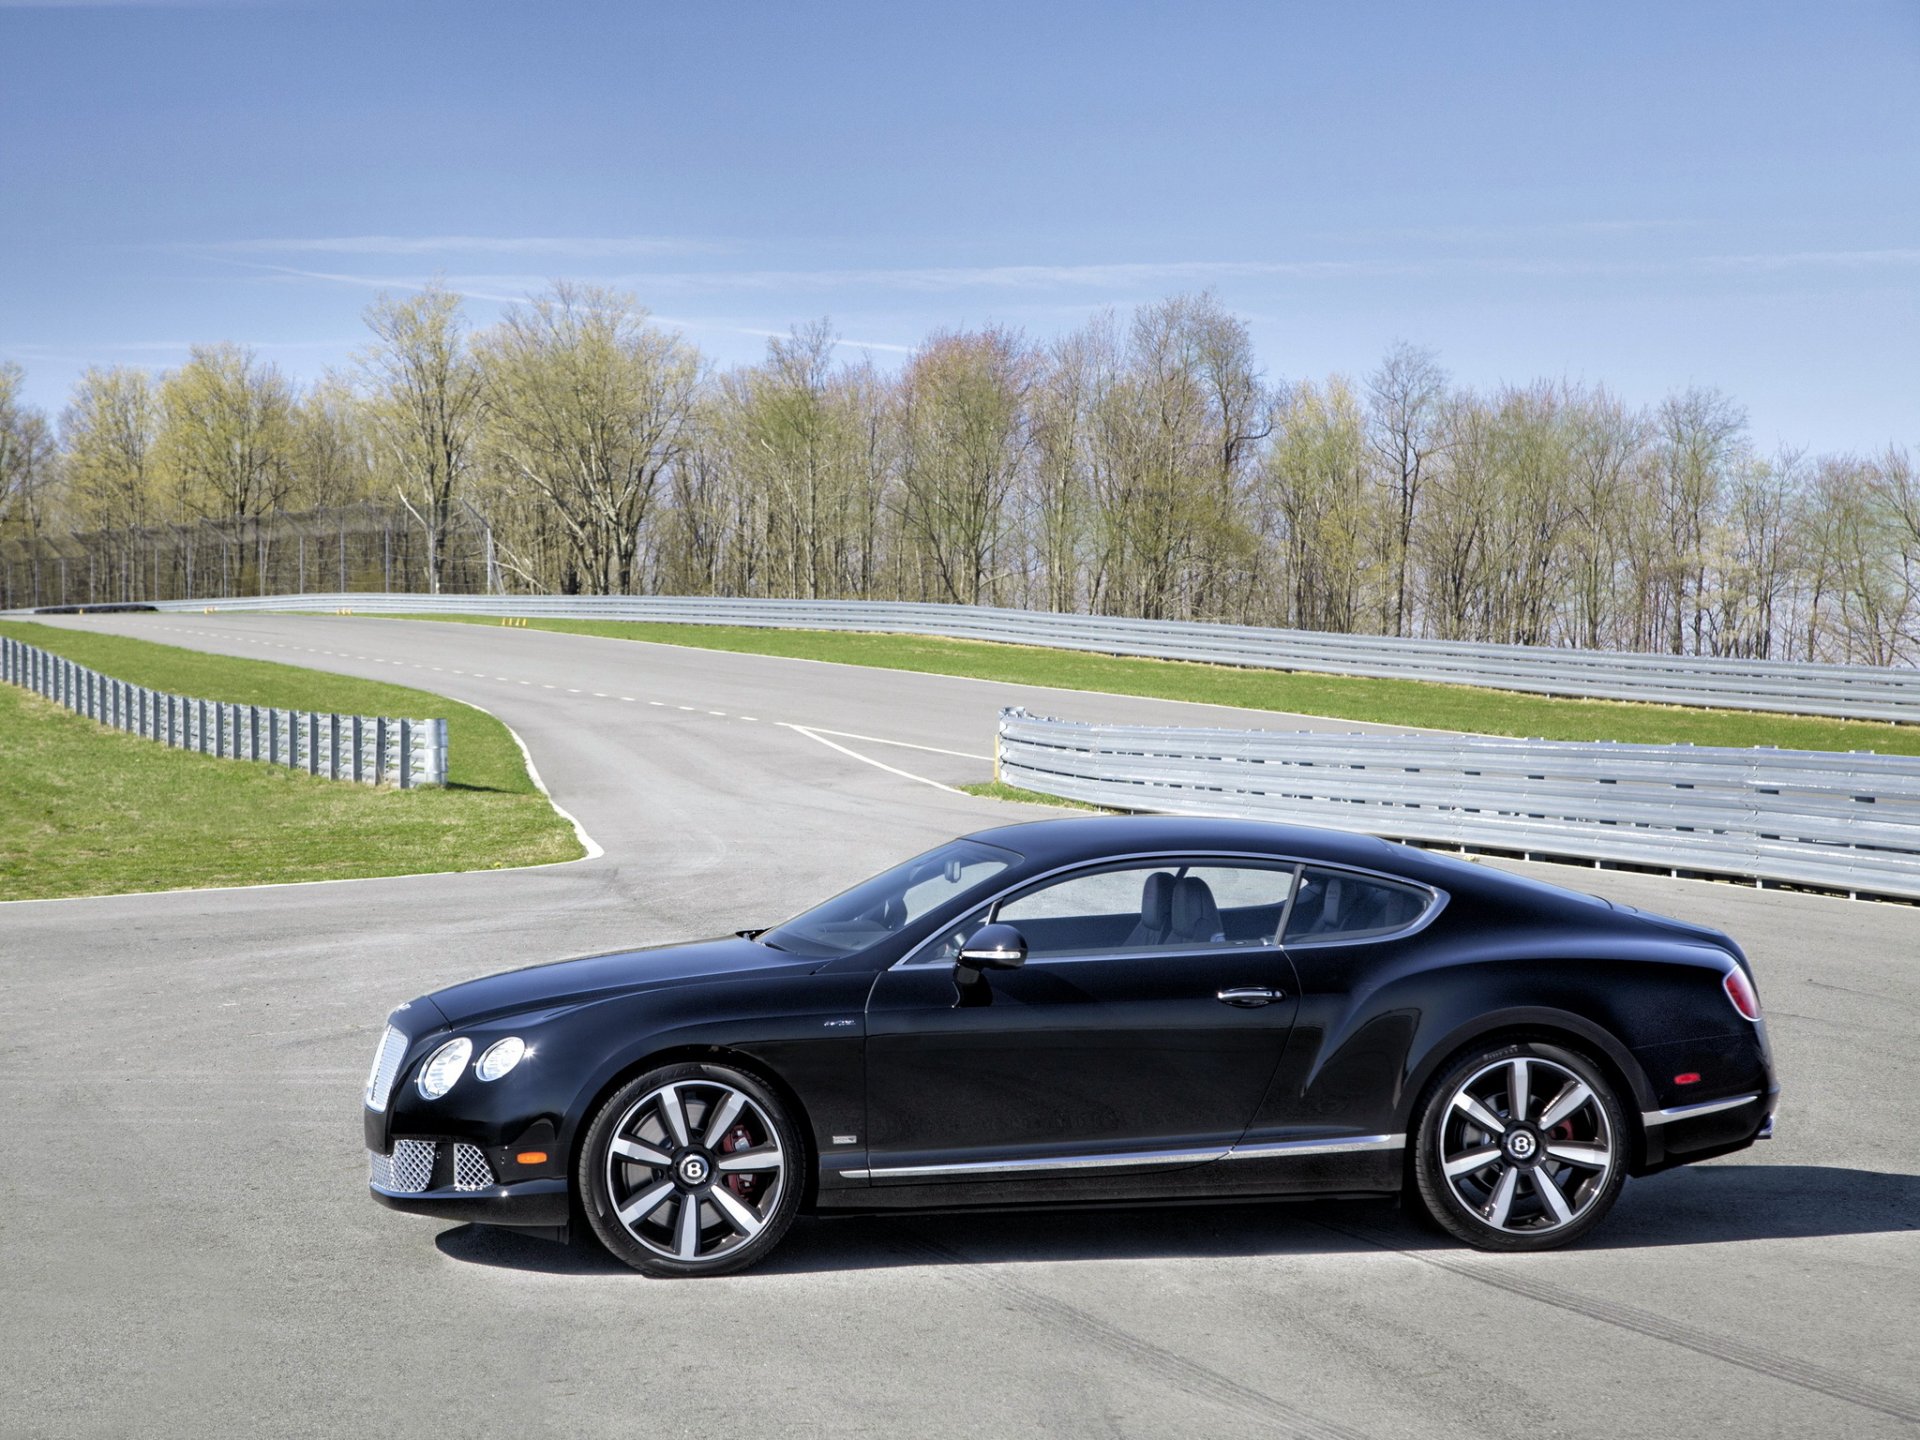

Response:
(364, 1025), (409, 1113)
(451, 1144), (495, 1191)
(370, 1138), (436, 1193)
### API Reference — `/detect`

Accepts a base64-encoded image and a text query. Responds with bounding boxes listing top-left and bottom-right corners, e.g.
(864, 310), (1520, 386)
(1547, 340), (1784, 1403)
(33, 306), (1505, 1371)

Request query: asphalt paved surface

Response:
(5, 613), (1917, 1439)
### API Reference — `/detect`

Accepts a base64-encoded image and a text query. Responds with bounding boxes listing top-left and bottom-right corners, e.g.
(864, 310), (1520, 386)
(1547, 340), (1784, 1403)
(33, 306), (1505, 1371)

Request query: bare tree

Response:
(894, 327), (1030, 606)
(359, 285), (484, 593)
(1366, 342), (1448, 635)
(477, 283), (701, 594)
(1655, 387), (1747, 653)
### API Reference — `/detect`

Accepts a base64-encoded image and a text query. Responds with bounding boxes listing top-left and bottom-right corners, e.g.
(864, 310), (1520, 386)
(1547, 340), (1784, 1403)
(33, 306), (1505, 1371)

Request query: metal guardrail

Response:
(0, 635), (448, 788)
(36, 591), (1919, 725)
(996, 708), (1920, 902)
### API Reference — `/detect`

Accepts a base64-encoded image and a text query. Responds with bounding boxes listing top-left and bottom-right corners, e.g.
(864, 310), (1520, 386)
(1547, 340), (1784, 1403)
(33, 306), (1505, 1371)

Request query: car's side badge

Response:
(822, 1018), (856, 1028)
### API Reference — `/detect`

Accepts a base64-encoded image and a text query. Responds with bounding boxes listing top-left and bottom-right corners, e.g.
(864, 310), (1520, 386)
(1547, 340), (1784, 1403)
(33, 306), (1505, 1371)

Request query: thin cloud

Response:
(1700, 247), (1920, 274)
(734, 326), (914, 355)
(618, 259), (1405, 293)
(221, 259), (906, 352)
(200, 235), (717, 259)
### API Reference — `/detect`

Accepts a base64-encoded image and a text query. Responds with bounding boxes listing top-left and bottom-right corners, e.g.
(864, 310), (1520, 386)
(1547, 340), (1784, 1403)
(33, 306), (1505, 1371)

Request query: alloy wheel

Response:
(602, 1077), (787, 1264)
(1437, 1053), (1615, 1236)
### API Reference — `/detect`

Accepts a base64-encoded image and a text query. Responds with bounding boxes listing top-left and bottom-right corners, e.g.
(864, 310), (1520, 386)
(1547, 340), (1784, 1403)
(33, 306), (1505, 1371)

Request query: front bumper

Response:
(367, 1140), (571, 1229)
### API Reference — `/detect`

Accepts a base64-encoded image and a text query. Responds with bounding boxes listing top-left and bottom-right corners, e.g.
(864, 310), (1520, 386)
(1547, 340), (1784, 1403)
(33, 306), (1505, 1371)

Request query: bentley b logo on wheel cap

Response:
(1506, 1130), (1537, 1161)
(677, 1154), (710, 1185)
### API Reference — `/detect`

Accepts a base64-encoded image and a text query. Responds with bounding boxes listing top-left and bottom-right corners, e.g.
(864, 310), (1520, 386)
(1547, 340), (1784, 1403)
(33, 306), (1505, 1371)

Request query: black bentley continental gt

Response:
(363, 816), (1778, 1276)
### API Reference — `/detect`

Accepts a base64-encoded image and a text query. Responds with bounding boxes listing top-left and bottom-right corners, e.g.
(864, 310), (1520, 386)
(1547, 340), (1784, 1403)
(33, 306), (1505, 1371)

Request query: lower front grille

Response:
(452, 1143), (495, 1191)
(370, 1139), (436, 1194)
(369, 1139), (496, 1194)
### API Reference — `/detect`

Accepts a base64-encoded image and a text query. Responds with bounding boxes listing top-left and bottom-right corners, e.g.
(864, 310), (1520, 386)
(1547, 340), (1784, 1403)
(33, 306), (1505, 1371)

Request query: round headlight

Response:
(475, 1037), (527, 1082)
(417, 1037), (472, 1099)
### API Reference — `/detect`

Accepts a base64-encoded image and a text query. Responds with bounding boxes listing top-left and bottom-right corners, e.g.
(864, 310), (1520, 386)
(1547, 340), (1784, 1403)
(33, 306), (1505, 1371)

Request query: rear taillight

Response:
(1723, 967), (1761, 1022)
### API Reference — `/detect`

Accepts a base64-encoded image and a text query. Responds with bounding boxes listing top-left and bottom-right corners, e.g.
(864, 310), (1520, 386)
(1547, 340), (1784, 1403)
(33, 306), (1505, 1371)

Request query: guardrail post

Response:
(307, 712), (320, 776)
(398, 719), (413, 789)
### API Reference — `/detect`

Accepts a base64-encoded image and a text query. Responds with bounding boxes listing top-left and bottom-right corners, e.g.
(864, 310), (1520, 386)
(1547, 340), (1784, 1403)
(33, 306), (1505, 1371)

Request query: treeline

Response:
(2, 283), (1915, 663)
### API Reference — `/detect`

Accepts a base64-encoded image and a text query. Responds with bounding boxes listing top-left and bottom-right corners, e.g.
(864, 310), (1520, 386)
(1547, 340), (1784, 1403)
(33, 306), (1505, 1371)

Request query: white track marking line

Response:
(779, 724), (963, 795)
(707, 710), (726, 716)
(442, 701), (603, 862)
(789, 726), (989, 760)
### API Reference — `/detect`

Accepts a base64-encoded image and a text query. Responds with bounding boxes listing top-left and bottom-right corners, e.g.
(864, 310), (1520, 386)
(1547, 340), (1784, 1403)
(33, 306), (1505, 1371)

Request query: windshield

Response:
(761, 839), (1021, 959)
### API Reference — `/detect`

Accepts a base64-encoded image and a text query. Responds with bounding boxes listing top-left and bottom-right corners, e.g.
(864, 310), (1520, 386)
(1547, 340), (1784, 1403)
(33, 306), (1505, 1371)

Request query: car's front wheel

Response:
(579, 1062), (803, 1277)
(1412, 1040), (1627, 1251)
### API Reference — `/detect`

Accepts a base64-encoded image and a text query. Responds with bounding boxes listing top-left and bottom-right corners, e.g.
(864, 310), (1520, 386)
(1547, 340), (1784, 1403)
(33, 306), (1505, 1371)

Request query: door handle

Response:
(1216, 987), (1282, 1007)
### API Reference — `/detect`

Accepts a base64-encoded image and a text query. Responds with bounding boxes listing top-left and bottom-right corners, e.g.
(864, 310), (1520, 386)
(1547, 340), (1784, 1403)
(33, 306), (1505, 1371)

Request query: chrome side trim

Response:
(841, 1131), (1408, 1181)
(840, 1144), (1227, 1182)
(1640, 1092), (1761, 1127)
(1225, 1133), (1407, 1160)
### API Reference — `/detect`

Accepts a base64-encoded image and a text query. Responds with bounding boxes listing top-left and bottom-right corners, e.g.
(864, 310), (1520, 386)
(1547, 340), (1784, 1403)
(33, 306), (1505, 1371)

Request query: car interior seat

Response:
(1170, 875), (1225, 944)
(1122, 871), (1175, 946)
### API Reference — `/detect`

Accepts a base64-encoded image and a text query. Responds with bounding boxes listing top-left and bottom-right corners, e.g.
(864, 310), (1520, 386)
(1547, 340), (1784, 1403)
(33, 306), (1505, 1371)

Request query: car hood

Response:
(421, 935), (819, 1028)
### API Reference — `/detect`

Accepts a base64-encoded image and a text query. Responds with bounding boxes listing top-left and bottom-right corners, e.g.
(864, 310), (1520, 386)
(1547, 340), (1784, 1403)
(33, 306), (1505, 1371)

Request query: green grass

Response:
(382, 613), (1920, 756)
(960, 780), (1110, 811)
(0, 620), (581, 900)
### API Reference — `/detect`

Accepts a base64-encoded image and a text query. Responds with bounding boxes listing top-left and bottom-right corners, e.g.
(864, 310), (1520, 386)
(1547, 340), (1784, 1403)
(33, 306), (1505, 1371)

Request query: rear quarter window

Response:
(1284, 868), (1431, 944)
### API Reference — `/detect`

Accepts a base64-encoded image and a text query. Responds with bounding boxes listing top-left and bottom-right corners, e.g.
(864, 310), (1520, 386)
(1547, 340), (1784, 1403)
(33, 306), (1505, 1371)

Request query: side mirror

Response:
(958, 923), (1028, 970)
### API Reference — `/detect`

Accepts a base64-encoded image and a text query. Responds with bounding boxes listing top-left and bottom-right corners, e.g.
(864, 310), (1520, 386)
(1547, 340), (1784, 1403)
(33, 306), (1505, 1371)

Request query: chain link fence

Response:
(996, 708), (1920, 902)
(1, 635), (448, 788)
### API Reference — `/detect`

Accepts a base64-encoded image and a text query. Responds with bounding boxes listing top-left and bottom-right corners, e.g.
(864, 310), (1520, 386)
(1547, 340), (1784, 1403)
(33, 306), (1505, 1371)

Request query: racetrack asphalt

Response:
(4, 613), (1917, 1439)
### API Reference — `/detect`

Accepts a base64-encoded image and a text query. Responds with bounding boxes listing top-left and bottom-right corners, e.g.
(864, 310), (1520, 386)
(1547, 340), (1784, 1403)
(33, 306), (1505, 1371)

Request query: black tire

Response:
(1411, 1039), (1628, 1252)
(578, 1061), (804, 1277)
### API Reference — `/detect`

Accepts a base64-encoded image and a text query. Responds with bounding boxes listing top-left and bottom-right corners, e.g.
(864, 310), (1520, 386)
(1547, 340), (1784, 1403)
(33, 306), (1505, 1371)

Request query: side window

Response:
(993, 861), (1298, 961)
(1283, 867), (1429, 944)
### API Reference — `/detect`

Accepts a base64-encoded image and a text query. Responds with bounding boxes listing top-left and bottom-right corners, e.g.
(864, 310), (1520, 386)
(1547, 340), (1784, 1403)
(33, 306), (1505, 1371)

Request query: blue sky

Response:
(2, 1), (1915, 454)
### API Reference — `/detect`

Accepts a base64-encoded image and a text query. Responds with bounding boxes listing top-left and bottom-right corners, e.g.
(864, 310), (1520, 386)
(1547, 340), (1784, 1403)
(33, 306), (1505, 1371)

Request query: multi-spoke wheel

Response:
(1412, 1041), (1627, 1251)
(579, 1062), (803, 1276)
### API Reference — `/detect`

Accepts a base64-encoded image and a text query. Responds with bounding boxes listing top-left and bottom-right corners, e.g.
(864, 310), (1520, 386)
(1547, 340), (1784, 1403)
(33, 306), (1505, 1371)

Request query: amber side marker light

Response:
(515, 1151), (549, 1165)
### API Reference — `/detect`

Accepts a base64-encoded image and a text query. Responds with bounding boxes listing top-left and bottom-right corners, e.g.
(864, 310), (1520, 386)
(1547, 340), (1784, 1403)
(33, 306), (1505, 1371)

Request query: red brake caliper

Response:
(721, 1123), (757, 1201)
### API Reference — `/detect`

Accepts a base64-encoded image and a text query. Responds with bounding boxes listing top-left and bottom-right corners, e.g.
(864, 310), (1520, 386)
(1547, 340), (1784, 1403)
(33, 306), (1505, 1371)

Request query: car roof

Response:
(962, 813), (1406, 872)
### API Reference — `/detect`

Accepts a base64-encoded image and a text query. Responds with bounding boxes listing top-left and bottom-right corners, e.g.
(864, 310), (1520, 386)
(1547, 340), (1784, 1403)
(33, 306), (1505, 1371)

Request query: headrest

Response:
(1171, 875), (1222, 937)
(1140, 871), (1174, 928)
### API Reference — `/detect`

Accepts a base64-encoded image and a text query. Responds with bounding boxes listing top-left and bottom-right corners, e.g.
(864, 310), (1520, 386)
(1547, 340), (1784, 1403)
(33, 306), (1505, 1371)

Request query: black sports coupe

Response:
(363, 816), (1779, 1276)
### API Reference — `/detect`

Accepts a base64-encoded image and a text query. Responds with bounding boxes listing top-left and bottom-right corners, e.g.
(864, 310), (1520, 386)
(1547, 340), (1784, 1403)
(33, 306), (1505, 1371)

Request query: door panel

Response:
(864, 948), (1298, 1181)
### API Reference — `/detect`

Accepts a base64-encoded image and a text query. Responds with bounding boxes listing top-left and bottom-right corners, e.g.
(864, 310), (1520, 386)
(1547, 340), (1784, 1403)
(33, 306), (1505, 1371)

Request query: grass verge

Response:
(959, 780), (1111, 811)
(0, 620), (582, 901)
(383, 614), (1920, 755)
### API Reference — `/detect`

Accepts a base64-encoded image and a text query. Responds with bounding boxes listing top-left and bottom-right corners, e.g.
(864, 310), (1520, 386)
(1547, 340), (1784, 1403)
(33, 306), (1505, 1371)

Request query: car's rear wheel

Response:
(579, 1062), (803, 1277)
(1412, 1040), (1627, 1251)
